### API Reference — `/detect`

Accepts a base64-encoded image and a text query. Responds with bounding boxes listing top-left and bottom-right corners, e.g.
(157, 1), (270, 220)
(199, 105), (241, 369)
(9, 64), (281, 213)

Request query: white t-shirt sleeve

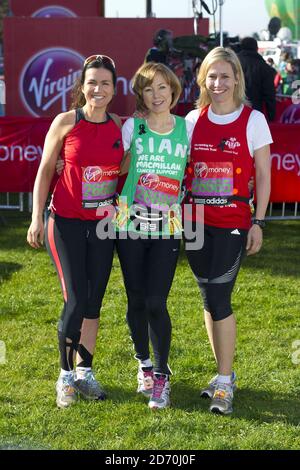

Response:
(247, 110), (273, 157)
(185, 120), (195, 149)
(185, 109), (199, 135)
(121, 117), (134, 152)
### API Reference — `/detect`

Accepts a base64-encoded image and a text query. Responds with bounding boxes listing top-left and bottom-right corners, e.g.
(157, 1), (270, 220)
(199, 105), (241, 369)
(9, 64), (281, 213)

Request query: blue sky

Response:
(105, 0), (271, 37)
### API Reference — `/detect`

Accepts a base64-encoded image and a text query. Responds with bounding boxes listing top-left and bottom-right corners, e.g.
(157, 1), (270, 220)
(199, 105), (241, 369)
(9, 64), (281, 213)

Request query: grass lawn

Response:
(0, 211), (299, 450)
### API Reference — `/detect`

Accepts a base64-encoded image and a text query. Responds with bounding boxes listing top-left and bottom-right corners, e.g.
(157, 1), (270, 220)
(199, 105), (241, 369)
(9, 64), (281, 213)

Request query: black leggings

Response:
(45, 213), (114, 371)
(116, 237), (180, 375)
(185, 224), (248, 321)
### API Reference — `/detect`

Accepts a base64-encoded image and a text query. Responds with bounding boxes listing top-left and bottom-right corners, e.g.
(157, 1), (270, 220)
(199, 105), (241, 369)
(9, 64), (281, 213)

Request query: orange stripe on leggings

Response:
(48, 216), (68, 302)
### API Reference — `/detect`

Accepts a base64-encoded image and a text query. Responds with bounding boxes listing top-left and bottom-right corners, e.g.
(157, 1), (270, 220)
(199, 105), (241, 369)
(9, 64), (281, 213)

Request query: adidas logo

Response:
(231, 229), (240, 235)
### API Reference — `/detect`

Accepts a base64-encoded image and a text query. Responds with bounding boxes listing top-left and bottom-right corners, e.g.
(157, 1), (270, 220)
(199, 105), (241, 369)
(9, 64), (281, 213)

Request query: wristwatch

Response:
(252, 218), (266, 229)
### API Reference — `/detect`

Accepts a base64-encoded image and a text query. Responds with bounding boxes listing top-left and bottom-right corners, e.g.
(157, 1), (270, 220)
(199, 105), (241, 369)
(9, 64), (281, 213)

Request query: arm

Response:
(246, 144), (271, 256)
(120, 150), (131, 176)
(27, 113), (73, 248)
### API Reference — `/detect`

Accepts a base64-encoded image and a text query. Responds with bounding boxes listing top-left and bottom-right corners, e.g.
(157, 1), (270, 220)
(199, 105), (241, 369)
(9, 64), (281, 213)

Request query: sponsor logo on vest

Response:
(141, 173), (160, 190)
(20, 48), (84, 117)
(83, 167), (103, 183)
(225, 137), (240, 150)
(32, 6), (77, 18)
(194, 162), (208, 178)
(194, 162), (231, 177)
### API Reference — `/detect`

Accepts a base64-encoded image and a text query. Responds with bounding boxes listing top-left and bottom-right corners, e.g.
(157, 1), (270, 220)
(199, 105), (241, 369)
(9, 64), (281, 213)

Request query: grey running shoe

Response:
(74, 370), (107, 401)
(200, 371), (236, 399)
(209, 382), (234, 415)
(137, 366), (154, 396)
(56, 374), (77, 409)
(148, 374), (170, 410)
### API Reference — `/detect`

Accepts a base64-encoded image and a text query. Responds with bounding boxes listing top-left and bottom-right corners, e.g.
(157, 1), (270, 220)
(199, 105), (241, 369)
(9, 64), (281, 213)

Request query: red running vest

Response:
(51, 116), (124, 220)
(189, 105), (254, 229)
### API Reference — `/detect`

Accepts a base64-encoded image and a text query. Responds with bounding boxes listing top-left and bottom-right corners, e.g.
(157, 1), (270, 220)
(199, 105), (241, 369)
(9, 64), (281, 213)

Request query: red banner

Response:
(270, 124), (300, 202)
(1, 118), (299, 202)
(0, 117), (51, 192)
(3, 17), (209, 118)
(9, 0), (103, 17)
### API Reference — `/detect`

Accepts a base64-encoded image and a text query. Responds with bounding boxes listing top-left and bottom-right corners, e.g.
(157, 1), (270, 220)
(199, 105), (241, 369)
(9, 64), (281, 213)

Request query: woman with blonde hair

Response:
(185, 47), (272, 414)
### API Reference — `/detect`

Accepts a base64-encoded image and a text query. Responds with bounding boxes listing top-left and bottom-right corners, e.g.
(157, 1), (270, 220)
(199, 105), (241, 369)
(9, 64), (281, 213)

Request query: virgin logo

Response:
(83, 167), (103, 183)
(32, 6), (77, 17)
(194, 162), (208, 178)
(141, 173), (160, 190)
(20, 48), (84, 117)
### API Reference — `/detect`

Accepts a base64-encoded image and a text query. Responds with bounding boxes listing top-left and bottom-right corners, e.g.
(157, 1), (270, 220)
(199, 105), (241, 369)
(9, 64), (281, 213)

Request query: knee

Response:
(127, 291), (146, 313)
(58, 319), (81, 344)
(146, 296), (167, 318)
(206, 296), (232, 321)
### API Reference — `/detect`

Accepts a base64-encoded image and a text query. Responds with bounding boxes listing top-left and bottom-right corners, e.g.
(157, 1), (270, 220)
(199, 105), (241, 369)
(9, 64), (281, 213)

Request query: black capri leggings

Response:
(116, 237), (180, 375)
(45, 213), (114, 370)
(185, 224), (248, 321)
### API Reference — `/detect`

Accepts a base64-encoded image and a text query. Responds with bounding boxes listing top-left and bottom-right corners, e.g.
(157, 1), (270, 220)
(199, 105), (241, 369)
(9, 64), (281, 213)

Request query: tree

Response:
(0, 0), (9, 46)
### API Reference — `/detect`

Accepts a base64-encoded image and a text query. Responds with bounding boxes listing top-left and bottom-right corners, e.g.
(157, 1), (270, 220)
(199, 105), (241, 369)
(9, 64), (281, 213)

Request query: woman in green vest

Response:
(116, 62), (193, 410)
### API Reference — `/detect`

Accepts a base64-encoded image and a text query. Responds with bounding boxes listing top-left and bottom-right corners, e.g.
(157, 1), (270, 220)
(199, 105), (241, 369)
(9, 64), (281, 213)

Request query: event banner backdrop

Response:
(0, 118), (299, 202)
(4, 17), (208, 118)
(9, 0), (103, 17)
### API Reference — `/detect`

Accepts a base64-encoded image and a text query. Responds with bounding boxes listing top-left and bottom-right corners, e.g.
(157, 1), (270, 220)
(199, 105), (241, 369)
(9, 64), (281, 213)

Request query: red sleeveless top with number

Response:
(50, 112), (124, 220)
(189, 105), (254, 229)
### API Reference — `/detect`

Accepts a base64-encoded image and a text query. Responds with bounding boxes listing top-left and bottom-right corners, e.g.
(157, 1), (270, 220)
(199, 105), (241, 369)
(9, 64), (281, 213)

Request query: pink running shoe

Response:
(148, 374), (170, 410)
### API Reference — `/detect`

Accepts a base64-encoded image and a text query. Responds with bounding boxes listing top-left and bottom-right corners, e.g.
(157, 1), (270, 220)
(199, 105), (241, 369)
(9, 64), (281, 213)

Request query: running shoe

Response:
(56, 374), (77, 409)
(148, 374), (170, 410)
(137, 366), (154, 396)
(209, 382), (234, 415)
(200, 371), (237, 399)
(74, 370), (107, 401)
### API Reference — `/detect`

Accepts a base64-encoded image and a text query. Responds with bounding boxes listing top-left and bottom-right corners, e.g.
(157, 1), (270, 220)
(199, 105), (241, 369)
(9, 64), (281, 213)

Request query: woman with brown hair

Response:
(116, 62), (193, 410)
(27, 55), (124, 408)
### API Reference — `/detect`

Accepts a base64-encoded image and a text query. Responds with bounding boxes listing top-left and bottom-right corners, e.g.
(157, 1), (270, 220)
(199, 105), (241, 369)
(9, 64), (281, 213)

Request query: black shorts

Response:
(185, 224), (248, 321)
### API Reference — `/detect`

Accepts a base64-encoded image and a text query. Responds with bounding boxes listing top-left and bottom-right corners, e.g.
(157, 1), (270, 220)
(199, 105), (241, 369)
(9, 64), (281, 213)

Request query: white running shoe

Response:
(210, 382), (234, 415)
(200, 371), (237, 399)
(56, 374), (77, 409)
(148, 374), (170, 410)
(74, 370), (107, 401)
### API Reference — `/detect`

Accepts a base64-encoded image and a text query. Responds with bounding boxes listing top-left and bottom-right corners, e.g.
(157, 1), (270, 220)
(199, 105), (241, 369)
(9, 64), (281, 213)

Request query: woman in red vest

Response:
(27, 55), (124, 408)
(185, 47), (272, 415)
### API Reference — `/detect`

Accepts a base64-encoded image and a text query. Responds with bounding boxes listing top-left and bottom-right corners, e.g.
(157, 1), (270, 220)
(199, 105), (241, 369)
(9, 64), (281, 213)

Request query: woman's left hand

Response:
(246, 224), (263, 256)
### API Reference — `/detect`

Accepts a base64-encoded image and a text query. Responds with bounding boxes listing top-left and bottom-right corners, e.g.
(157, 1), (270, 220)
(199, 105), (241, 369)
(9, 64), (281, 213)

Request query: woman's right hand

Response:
(27, 216), (44, 249)
(56, 157), (65, 176)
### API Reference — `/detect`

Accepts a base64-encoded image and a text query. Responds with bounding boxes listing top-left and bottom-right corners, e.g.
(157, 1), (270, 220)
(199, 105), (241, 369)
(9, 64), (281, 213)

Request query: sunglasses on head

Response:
(84, 54), (115, 69)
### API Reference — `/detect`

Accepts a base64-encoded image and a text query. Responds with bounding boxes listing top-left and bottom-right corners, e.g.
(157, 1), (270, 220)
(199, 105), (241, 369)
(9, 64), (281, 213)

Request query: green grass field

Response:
(0, 211), (299, 450)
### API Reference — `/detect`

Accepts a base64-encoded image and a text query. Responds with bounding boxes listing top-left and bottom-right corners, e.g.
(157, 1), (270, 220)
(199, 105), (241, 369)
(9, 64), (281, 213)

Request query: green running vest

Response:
(117, 116), (189, 236)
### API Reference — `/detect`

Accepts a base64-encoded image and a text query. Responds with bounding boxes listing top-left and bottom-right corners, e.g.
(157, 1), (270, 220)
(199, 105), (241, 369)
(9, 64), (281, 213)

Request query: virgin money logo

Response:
(194, 162), (208, 178)
(20, 48), (84, 117)
(280, 103), (300, 124)
(141, 173), (160, 190)
(83, 167), (103, 183)
(32, 6), (77, 17)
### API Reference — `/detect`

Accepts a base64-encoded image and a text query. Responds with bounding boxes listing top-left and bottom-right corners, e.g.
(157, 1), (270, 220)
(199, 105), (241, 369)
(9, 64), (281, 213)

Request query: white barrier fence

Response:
(0, 193), (32, 212)
(0, 193), (299, 221)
